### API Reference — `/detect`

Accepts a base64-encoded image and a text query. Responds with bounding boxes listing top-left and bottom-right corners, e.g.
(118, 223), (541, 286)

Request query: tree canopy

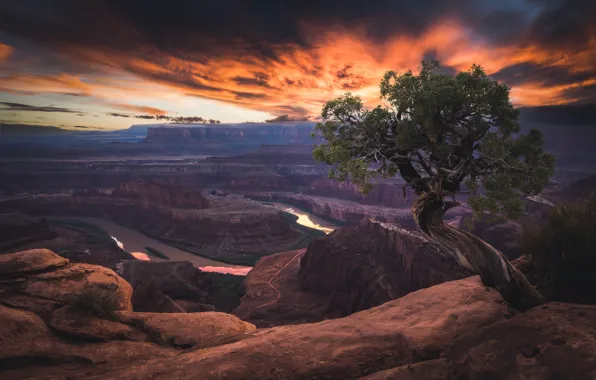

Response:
(313, 61), (555, 221)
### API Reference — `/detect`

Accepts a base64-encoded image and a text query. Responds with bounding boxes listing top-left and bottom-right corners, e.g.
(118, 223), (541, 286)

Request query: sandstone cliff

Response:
(247, 192), (418, 225)
(232, 249), (345, 327)
(111, 181), (210, 209)
(0, 213), (56, 251)
(300, 219), (472, 315)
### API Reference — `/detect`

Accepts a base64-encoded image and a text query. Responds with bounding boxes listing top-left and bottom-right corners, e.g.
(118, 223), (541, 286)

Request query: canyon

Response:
(0, 182), (324, 266)
(2, 123), (596, 379)
(232, 219), (471, 327)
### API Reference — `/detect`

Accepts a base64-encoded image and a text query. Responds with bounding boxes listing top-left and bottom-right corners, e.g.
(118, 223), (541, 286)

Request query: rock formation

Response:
(249, 192), (418, 225)
(2, 249), (596, 379)
(0, 249), (255, 380)
(111, 181), (210, 209)
(0, 213), (56, 252)
(232, 249), (344, 327)
(119, 260), (243, 313)
(299, 219), (472, 315)
(0, 212), (134, 270)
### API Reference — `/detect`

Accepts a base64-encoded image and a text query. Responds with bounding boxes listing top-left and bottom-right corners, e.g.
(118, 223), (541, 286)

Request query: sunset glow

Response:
(0, 1), (594, 129)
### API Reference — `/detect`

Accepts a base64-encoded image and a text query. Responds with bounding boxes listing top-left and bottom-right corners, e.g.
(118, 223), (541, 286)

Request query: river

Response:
(51, 206), (336, 276)
(264, 202), (337, 234)
(49, 216), (253, 275)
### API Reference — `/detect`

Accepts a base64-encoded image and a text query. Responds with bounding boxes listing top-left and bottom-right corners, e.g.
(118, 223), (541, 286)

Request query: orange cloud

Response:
(0, 43), (13, 63)
(113, 103), (168, 116)
(2, 19), (595, 118)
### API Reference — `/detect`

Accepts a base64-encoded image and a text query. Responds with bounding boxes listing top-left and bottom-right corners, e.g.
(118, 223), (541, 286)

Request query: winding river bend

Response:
(264, 202), (337, 234)
(51, 205), (336, 276)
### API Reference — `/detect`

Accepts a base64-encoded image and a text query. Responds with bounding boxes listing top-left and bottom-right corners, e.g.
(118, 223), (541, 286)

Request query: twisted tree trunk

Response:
(412, 191), (544, 311)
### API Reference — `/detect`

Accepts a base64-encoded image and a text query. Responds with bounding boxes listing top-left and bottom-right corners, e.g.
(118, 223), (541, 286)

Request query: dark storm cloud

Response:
(0, 0), (573, 59)
(520, 104), (596, 126)
(0, 102), (79, 113)
(524, 0), (596, 49)
(491, 62), (596, 87)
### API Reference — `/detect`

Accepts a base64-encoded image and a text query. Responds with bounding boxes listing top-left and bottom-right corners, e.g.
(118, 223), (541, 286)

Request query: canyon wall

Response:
(0, 188), (309, 265)
(111, 181), (210, 209)
(245, 192), (417, 225)
(299, 219), (472, 315)
(0, 213), (56, 252)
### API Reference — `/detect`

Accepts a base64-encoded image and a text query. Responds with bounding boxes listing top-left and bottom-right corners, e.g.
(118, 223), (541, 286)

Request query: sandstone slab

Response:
(449, 302), (596, 380)
(23, 262), (133, 312)
(0, 248), (68, 276)
(50, 306), (147, 342)
(91, 277), (511, 380)
(115, 311), (256, 349)
(359, 359), (448, 380)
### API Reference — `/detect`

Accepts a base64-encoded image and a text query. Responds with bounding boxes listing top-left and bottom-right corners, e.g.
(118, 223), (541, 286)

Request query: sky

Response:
(0, 0), (595, 130)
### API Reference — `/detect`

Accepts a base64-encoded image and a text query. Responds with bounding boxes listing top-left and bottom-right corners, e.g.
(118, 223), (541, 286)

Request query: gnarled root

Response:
(412, 191), (544, 311)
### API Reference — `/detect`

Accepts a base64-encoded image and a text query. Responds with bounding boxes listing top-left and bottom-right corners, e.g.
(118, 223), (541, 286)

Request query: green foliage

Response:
(71, 282), (122, 319)
(312, 60), (555, 220)
(200, 272), (245, 312)
(145, 246), (170, 260)
(523, 199), (596, 303)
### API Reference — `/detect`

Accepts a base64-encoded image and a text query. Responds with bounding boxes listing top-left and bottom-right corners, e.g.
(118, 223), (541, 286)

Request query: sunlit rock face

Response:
(299, 219), (472, 315)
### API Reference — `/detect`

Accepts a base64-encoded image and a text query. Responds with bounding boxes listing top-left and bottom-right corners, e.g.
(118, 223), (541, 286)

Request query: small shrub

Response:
(523, 198), (596, 303)
(71, 282), (123, 318)
(145, 246), (170, 260)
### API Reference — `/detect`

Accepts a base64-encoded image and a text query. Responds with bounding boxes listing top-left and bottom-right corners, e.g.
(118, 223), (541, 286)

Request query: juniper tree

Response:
(312, 61), (555, 310)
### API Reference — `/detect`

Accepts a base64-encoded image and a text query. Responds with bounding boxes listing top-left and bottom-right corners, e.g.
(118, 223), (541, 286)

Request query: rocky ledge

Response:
(3, 249), (596, 380)
(0, 249), (255, 380)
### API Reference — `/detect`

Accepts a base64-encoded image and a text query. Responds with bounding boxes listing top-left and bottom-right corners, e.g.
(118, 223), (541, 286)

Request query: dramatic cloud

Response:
(0, 101), (79, 113)
(0, 42), (12, 62)
(0, 0), (594, 123)
(113, 104), (167, 116)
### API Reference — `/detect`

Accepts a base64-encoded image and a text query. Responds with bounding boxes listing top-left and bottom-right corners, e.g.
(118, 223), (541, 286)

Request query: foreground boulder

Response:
(0, 248), (68, 276)
(115, 311), (256, 349)
(300, 219), (472, 315)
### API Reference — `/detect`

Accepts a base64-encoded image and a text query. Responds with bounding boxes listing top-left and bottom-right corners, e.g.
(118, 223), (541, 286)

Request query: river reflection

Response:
(265, 203), (337, 234)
